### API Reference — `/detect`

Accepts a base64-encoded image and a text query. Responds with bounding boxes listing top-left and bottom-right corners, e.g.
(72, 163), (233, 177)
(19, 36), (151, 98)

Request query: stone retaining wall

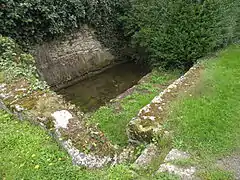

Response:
(34, 26), (119, 89)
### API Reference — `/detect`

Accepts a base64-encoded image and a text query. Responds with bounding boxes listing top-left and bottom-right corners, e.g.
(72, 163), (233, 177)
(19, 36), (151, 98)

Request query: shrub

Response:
(122, 0), (240, 69)
(0, 0), (129, 50)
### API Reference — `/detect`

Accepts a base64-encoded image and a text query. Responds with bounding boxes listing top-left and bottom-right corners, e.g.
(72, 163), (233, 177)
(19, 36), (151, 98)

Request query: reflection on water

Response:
(58, 62), (148, 112)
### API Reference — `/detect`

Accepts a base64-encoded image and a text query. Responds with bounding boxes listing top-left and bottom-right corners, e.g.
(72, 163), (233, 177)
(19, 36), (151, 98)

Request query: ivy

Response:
(0, 0), (129, 51)
(0, 36), (48, 90)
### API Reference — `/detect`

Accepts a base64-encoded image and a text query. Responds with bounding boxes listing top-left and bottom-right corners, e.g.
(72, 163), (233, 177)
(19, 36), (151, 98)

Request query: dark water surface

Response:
(58, 62), (148, 112)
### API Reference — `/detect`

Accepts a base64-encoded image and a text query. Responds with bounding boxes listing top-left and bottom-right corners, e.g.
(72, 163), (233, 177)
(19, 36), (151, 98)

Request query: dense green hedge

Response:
(0, 0), (129, 51)
(122, 0), (240, 68)
(1, 0), (239, 69)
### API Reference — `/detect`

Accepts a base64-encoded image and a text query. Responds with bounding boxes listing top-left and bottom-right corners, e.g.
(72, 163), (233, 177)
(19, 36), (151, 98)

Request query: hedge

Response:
(1, 0), (239, 69)
(0, 0), (129, 51)
(122, 0), (240, 69)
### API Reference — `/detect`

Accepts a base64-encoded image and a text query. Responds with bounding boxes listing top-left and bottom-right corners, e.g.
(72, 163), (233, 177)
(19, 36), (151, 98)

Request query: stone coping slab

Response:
(127, 63), (203, 143)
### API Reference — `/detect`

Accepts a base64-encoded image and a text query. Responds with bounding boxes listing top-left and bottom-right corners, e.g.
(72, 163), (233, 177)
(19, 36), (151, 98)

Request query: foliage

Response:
(122, 0), (240, 69)
(167, 45), (240, 158)
(0, 0), (129, 51)
(0, 36), (47, 90)
(90, 70), (180, 146)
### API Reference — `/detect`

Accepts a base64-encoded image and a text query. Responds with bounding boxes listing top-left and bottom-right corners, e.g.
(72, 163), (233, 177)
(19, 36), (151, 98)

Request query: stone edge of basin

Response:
(127, 63), (203, 143)
(0, 61), (202, 168)
(0, 83), (133, 168)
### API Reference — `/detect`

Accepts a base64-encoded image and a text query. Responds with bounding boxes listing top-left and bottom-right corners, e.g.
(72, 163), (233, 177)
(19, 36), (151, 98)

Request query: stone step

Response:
(156, 149), (197, 180)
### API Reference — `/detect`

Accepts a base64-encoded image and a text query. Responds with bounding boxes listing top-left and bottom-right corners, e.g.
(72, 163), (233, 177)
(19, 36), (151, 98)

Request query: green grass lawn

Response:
(0, 111), (137, 180)
(0, 111), (179, 180)
(166, 45), (240, 178)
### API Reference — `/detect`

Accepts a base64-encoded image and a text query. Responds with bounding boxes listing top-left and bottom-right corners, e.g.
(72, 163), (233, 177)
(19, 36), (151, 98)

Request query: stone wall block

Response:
(33, 26), (117, 89)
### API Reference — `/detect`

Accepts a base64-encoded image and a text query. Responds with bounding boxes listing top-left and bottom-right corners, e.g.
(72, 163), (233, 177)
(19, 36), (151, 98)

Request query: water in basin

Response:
(58, 62), (148, 112)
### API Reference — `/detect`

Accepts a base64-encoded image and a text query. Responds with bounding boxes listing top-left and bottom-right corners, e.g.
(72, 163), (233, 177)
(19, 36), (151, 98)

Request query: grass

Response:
(90, 70), (181, 146)
(166, 45), (240, 179)
(2, 45), (239, 179)
(0, 110), (181, 180)
(0, 111), (137, 179)
(198, 169), (235, 180)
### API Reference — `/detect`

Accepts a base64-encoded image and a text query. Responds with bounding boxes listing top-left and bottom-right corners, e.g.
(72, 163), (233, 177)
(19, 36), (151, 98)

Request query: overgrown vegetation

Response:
(122, 0), (240, 68)
(90, 70), (181, 146)
(165, 45), (240, 178)
(1, 0), (239, 69)
(0, 36), (47, 90)
(0, 0), (129, 52)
